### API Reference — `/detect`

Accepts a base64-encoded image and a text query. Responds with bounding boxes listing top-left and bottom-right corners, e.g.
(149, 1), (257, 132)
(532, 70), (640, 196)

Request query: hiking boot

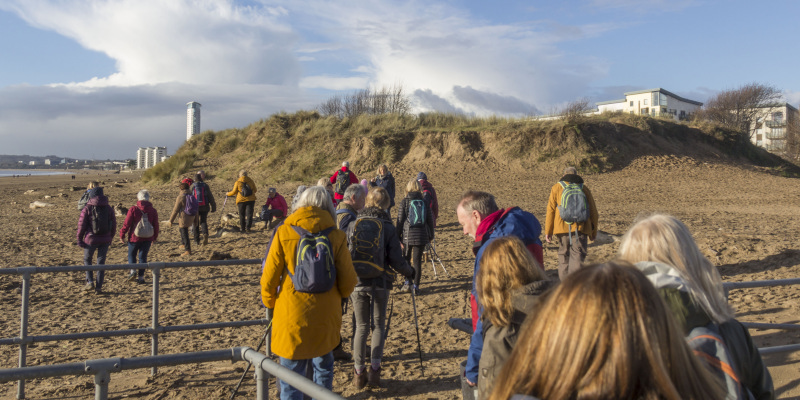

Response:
(400, 281), (410, 293)
(333, 345), (352, 361)
(137, 278), (146, 285)
(367, 367), (381, 387)
(181, 250), (192, 256)
(202, 234), (208, 246)
(94, 288), (103, 295)
(353, 370), (367, 390)
(127, 271), (137, 282)
(83, 282), (95, 292)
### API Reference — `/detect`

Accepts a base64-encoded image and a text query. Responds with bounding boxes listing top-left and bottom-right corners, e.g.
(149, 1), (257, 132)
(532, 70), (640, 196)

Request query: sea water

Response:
(0, 169), (73, 177)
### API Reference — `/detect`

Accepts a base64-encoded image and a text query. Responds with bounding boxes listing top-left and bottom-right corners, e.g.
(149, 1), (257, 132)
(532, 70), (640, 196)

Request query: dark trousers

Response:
(557, 232), (588, 280)
(405, 244), (424, 287)
(238, 201), (255, 231)
(127, 241), (152, 278)
(351, 288), (389, 370)
(193, 208), (210, 242)
(179, 227), (191, 251)
(84, 243), (109, 290)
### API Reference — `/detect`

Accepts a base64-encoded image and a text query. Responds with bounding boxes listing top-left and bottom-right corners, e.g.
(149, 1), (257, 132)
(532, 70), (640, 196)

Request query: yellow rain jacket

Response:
(227, 176), (258, 203)
(260, 206), (357, 360)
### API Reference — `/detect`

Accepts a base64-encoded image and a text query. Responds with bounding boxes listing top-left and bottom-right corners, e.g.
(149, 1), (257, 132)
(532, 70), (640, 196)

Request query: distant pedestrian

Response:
(317, 177), (337, 207)
(416, 172), (439, 226)
(169, 182), (199, 256)
(227, 170), (257, 233)
(370, 164), (396, 214)
(76, 187), (116, 294)
(190, 171), (216, 245)
(77, 181), (100, 211)
(396, 179), (433, 294)
(261, 187), (288, 229)
(119, 190), (159, 284)
(330, 161), (359, 203)
(544, 166), (599, 279)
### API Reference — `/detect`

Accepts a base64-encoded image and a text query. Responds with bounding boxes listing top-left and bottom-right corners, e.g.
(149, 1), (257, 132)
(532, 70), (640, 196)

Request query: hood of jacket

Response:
(87, 194), (110, 207)
(559, 174), (584, 184)
(408, 191), (424, 200)
(634, 261), (712, 333)
(285, 205), (336, 232)
(358, 206), (390, 222)
(511, 280), (556, 314)
(474, 207), (542, 256)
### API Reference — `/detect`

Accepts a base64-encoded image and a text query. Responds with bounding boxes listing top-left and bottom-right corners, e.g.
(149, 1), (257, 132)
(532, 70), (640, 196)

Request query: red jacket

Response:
(120, 200), (160, 242)
(264, 193), (288, 218)
(329, 167), (359, 201)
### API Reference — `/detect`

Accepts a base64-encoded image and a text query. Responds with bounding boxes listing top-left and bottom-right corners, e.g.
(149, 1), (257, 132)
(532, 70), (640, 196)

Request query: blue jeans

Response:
(278, 352), (334, 400)
(127, 241), (152, 278)
(83, 243), (109, 290)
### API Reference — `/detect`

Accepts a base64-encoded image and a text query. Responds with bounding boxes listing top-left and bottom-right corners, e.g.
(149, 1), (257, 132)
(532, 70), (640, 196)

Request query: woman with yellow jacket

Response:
(260, 186), (357, 399)
(226, 170), (257, 232)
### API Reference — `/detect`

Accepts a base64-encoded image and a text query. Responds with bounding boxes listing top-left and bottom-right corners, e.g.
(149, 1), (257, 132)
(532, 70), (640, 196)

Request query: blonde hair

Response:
(293, 186), (335, 220)
(87, 181), (99, 189)
(377, 164), (388, 175)
(490, 261), (724, 400)
(239, 170), (248, 177)
(405, 179), (421, 194)
(477, 236), (546, 327)
(317, 177), (332, 189)
(366, 187), (390, 209)
(618, 213), (733, 323)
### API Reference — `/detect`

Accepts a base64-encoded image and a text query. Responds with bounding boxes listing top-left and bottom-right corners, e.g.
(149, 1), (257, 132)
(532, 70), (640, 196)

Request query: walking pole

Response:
(229, 319), (272, 400)
(429, 239), (449, 277)
(409, 290), (425, 376)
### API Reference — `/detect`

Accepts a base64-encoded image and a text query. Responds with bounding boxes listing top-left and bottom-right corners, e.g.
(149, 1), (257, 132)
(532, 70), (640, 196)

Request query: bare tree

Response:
(557, 98), (591, 123)
(697, 82), (781, 145)
(317, 84), (410, 118)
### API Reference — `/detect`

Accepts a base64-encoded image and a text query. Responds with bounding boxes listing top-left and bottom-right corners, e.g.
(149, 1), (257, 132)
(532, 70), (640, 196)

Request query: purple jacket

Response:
(77, 195), (117, 247)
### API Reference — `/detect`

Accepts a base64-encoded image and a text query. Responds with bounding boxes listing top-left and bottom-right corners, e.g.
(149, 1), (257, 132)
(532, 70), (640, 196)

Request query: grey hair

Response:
(137, 190), (150, 202)
(293, 186), (335, 219)
(458, 190), (499, 216)
(563, 166), (578, 175)
(343, 184), (366, 203)
(618, 213), (734, 323)
(290, 185), (308, 213)
(342, 161), (350, 167)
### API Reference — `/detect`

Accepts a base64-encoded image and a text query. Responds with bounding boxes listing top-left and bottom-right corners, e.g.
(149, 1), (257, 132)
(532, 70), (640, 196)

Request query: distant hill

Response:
(141, 111), (800, 185)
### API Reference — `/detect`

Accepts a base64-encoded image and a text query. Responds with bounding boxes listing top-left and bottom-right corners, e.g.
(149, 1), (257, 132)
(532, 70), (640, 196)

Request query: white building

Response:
(44, 159), (51, 165)
(136, 146), (168, 169)
(596, 88), (703, 121)
(187, 101), (202, 140)
(750, 103), (798, 152)
(28, 161), (35, 166)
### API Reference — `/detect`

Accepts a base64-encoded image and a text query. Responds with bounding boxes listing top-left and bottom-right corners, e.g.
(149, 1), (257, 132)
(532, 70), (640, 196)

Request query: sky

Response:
(1, 0), (799, 160)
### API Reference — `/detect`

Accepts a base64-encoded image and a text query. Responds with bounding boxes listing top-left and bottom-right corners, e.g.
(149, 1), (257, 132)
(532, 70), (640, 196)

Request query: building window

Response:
(641, 107), (649, 115)
(773, 112), (784, 123)
(643, 99), (648, 106)
(767, 127), (785, 139)
(630, 101), (634, 107)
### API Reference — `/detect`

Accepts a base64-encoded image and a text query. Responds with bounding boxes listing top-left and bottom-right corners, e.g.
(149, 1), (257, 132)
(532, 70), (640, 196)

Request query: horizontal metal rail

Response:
(0, 347), (346, 400)
(0, 259), (265, 399)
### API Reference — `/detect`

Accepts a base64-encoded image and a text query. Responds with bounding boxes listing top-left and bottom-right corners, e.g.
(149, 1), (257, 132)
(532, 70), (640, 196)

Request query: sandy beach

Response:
(1, 158), (800, 399)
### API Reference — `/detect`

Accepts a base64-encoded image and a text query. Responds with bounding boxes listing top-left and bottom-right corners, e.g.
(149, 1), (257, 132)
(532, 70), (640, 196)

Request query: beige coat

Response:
(169, 189), (200, 228)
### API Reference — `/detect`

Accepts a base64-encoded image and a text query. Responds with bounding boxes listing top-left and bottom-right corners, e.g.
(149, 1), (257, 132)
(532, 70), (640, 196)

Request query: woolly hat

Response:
(416, 172), (427, 181)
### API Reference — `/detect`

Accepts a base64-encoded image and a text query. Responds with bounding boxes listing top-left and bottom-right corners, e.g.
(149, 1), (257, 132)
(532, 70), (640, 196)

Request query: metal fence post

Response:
(93, 369), (110, 400)
(17, 271), (31, 400)
(150, 263), (163, 376)
(255, 359), (268, 400)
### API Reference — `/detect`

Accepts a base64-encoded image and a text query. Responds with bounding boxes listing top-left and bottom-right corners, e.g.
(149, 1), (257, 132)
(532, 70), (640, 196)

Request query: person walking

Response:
(544, 166), (599, 279)
(169, 182), (199, 256)
(370, 164), (396, 215)
(227, 170), (257, 233)
(76, 186), (116, 294)
(335, 184), (366, 231)
(260, 186), (357, 400)
(119, 189), (159, 284)
(190, 171), (216, 245)
(416, 172), (439, 226)
(329, 161), (359, 203)
(455, 190), (543, 390)
(396, 179), (434, 294)
(347, 187), (414, 389)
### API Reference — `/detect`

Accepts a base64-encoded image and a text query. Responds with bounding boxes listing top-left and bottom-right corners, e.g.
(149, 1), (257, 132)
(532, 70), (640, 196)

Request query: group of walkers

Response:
(73, 160), (774, 400)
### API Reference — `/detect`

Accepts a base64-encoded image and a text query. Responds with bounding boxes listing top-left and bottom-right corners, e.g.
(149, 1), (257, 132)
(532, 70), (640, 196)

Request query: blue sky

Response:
(1, 0), (799, 159)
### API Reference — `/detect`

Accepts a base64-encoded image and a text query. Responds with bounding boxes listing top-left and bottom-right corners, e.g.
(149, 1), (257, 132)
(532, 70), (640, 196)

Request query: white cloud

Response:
(299, 75), (370, 90)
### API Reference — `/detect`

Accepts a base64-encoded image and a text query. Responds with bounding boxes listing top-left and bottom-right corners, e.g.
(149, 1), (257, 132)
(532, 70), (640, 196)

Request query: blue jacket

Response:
(373, 172), (396, 207)
(466, 207), (543, 384)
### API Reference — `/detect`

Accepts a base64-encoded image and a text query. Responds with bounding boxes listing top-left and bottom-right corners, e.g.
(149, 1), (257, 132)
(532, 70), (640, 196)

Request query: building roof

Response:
(596, 98), (626, 105)
(623, 88), (703, 106)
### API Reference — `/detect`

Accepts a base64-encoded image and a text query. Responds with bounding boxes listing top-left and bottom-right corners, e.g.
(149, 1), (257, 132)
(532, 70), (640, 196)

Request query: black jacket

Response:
(396, 191), (434, 246)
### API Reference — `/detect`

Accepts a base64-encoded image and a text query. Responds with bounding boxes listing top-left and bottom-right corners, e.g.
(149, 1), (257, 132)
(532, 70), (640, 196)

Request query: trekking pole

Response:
(426, 243), (439, 279)
(410, 290), (425, 376)
(429, 239), (448, 277)
(382, 290), (394, 344)
(229, 319), (272, 400)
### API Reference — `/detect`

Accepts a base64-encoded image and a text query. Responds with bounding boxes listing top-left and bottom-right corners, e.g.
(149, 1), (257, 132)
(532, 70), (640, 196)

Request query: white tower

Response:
(186, 101), (202, 140)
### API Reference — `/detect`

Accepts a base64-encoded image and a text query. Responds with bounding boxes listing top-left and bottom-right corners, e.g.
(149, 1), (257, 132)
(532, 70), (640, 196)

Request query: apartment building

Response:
(187, 101), (202, 140)
(596, 88), (703, 121)
(750, 103), (798, 151)
(136, 147), (167, 170)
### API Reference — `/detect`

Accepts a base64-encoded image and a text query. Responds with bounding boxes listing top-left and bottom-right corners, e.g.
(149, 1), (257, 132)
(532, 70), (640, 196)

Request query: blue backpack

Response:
(408, 198), (426, 227)
(288, 226), (337, 293)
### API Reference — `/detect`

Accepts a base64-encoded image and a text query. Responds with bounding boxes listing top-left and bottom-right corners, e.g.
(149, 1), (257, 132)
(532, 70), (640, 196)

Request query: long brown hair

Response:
(477, 236), (546, 327)
(490, 261), (724, 400)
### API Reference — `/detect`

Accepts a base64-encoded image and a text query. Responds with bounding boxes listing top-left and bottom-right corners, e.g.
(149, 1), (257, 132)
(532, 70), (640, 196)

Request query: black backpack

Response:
(90, 205), (113, 235)
(408, 198), (426, 228)
(334, 170), (351, 195)
(347, 217), (386, 279)
(241, 181), (253, 197)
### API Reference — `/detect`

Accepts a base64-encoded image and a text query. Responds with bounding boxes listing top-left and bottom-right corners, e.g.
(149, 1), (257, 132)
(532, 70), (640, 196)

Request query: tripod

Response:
(425, 238), (448, 279)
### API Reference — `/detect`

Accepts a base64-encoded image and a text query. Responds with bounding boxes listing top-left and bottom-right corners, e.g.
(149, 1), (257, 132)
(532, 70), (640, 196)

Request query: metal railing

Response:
(724, 278), (800, 355)
(0, 346), (345, 400)
(0, 259), (266, 399)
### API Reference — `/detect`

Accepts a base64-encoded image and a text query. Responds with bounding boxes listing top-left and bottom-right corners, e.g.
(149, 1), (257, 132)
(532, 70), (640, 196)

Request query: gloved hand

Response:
(406, 268), (415, 281)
